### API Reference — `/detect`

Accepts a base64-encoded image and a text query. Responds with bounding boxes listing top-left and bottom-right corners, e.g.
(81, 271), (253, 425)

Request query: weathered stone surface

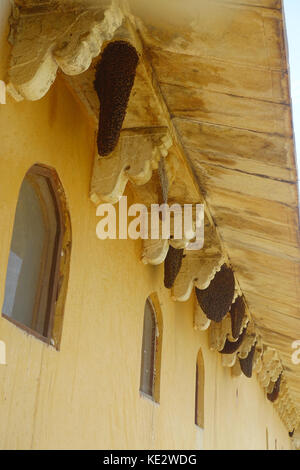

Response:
(8, 0), (123, 100)
(90, 127), (172, 205)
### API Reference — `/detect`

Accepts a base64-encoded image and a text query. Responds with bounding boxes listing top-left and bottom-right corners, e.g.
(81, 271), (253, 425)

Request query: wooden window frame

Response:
(139, 294), (163, 404)
(195, 349), (205, 429)
(2, 164), (67, 347)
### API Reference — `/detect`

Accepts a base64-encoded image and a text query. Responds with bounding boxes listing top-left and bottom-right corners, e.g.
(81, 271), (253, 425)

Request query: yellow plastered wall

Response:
(0, 65), (292, 450)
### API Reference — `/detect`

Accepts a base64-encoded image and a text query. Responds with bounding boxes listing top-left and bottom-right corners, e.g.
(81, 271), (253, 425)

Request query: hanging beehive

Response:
(239, 342), (256, 378)
(195, 265), (235, 322)
(94, 41), (139, 156)
(230, 296), (245, 340)
(164, 246), (184, 289)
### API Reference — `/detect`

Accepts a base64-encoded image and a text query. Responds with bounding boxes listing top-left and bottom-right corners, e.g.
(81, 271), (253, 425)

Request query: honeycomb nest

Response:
(164, 246), (184, 289)
(94, 41), (139, 156)
(230, 296), (245, 340)
(239, 342), (256, 378)
(195, 264), (235, 322)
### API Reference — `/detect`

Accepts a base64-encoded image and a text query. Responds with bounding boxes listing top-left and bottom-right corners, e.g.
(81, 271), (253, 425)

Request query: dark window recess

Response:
(2, 165), (63, 343)
(140, 298), (157, 398)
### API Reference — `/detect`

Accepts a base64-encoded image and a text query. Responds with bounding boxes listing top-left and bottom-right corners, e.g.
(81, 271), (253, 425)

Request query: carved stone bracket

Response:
(223, 326), (257, 370)
(7, 0), (124, 101)
(208, 314), (258, 376)
(141, 229), (197, 266)
(209, 316), (251, 355)
(255, 347), (299, 431)
(258, 348), (283, 389)
(237, 322), (256, 360)
(209, 314), (232, 352)
(142, 202), (201, 266)
(172, 251), (225, 302)
(226, 343), (299, 430)
(90, 127), (172, 205)
(274, 379), (300, 432)
(171, 219), (226, 302)
(142, 238), (169, 266)
(222, 352), (237, 368)
(194, 288), (251, 369)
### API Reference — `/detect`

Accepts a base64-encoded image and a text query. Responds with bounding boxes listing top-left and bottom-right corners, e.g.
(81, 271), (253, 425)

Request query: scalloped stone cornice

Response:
(7, 0), (123, 101)
(90, 127), (172, 205)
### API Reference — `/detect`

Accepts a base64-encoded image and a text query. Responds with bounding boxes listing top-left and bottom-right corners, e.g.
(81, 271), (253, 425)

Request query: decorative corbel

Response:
(142, 237), (169, 266)
(7, 0), (124, 101)
(237, 322), (256, 360)
(220, 329), (247, 355)
(172, 252), (224, 302)
(258, 348), (282, 389)
(209, 313), (232, 352)
(220, 322), (251, 366)
(211, 315), (250, 365)
(90, 127), (172, 205)
(141, 203), (198, 266)
(274, 379), (299, 432)
(262, 371), (298, 431)
(221, 352), (237, 368)
(171, 220), (226, 302)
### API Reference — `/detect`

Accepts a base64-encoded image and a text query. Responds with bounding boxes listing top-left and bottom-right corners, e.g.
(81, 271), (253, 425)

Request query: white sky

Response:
(283, 0), (300, 181)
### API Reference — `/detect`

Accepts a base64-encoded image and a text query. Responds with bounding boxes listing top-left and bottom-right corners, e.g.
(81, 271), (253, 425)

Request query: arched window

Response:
(2, 164), (71, 347)
(140, 295), (162, 402)
(195, 349), (205, 428)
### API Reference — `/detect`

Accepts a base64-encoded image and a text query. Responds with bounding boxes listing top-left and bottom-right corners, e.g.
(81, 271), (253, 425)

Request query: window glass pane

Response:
(140, 298), (156, 397)
(2, 172), (59, 337)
